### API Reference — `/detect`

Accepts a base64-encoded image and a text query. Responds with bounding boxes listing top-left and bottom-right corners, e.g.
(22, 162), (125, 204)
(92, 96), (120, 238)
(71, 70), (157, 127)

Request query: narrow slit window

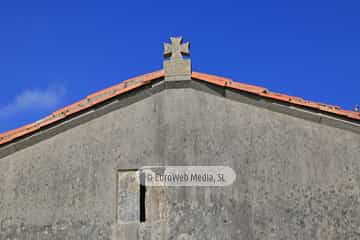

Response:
(139, 172), (146, 222)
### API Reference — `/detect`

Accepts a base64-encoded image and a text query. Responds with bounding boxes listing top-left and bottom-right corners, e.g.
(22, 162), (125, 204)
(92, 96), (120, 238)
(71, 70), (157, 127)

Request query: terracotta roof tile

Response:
(191, 72), (360, 121)
(0, 70), (359, 146)
(0, 70), (163, 146)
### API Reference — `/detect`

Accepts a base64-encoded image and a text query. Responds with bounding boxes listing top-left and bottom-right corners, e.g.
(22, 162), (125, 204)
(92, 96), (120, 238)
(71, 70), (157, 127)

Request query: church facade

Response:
(0, 37), (360, 239)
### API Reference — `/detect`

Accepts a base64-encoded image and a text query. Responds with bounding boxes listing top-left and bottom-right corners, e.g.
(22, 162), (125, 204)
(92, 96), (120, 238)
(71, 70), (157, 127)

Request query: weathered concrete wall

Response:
(1, 81), (360, 239)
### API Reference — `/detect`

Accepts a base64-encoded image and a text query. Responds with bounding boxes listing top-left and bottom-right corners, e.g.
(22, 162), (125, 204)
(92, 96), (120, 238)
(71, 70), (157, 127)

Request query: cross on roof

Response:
(163, 36), (191, 81)
(163, 37), (190, 60)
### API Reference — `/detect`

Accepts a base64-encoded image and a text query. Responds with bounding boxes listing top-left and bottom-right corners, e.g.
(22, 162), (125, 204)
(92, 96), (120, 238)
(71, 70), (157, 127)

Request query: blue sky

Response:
(0, 0), (359, 132)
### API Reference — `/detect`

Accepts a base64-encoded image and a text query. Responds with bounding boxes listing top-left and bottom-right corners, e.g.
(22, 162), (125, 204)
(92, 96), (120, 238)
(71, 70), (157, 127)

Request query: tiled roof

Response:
(192, 72), (360, 120)
(0, 70), (359, 146)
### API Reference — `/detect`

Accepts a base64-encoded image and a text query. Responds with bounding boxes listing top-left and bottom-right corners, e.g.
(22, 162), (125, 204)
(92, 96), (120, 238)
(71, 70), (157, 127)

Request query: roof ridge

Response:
(0, 70), (359, 146)
(191, 71), (360, 121)
(0, 70), (163, 145)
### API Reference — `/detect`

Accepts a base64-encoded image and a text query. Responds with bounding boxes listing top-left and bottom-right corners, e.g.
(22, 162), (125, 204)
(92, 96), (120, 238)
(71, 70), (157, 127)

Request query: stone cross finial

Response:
(163, 36), (191, 81)
(164, 37), (190, 60)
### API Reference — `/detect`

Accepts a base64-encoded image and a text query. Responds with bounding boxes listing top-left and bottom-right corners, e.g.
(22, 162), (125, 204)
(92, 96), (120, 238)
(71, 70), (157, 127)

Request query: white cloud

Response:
(0, 84), (66, 118)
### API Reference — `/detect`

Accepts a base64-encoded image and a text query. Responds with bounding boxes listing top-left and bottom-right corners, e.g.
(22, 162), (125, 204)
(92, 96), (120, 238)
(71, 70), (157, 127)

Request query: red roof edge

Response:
(0, 70), (359, 146)
(192, 71), (360, 121)
(0, 70), (164, 145)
